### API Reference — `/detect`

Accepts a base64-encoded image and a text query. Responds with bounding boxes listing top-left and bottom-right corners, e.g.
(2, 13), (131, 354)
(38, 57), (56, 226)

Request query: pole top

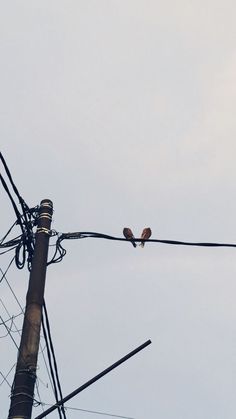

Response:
(40, 199), (53, 207)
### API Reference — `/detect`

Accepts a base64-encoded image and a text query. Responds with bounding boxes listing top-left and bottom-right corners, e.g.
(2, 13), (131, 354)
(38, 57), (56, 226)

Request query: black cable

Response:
(41, 310), (62, 419)
(0, 153), (25, 203)
(56, 231), (236, 249)
(0, 246), (18, 256)
(42, 303), (67, 419)
(45, 229), (236, 269)
(0, 217), (37, 271)
(0, 234), (22, 248)
(0, 173), (24, 232)
(0, 153), (32, 231)
(0, 153), (38, 269)
(34, 340), (151, 419)
(15, 239), (26, 270)
(47, 239), (66, 266)
(42, 302), (67, 419)
(0, 220), (18, 246)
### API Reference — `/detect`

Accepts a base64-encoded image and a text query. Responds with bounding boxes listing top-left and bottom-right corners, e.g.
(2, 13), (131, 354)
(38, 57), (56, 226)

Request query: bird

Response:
(123, 228), (137, 248)
(140, 227), (152, 247)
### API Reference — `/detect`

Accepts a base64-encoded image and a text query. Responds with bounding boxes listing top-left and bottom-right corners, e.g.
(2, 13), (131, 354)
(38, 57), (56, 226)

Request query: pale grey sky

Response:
(1, 1), (236, 418)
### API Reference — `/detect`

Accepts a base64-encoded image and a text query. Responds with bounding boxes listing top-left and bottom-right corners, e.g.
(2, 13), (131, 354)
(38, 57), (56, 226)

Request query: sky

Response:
(1, 1), (236, 418)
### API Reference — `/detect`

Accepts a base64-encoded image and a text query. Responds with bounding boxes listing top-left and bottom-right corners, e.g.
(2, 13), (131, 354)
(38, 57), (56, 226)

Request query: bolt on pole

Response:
(8, 199), (53, 419)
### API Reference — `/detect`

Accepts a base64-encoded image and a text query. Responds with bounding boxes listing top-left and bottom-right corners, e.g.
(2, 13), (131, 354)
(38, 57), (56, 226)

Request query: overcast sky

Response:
(1, 1), (236, 418)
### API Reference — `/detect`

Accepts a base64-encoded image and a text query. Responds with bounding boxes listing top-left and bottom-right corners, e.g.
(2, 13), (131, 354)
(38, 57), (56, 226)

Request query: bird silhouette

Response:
(140, 227), (152, 247)
(123, 228), (137, 248)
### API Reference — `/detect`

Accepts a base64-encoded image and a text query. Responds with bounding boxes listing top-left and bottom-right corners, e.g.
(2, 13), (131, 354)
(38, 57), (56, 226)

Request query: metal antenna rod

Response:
(34, 339), (152, 419)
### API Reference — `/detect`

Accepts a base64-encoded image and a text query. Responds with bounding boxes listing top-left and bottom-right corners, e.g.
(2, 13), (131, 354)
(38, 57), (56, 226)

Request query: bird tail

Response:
(139, 242), (145, 248)
(132, 241), (137, 248)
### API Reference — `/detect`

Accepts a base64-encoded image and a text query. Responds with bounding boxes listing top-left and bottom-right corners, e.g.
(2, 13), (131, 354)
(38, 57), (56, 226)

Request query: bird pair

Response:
(123, 227), (152, 248)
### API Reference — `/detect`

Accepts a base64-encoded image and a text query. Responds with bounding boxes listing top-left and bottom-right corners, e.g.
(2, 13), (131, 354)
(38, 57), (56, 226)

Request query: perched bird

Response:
(123, 228), (137, 248)
(140, 227), (152, 247)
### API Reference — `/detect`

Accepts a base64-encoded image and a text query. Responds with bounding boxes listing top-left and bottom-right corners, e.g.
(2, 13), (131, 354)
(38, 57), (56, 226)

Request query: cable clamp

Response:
(41, 201), (53, 206)
(36, 227), (51, 235)
(38, 213), (52, 220)
(15, 367), (36, 376)
(10, 391), (35, 399)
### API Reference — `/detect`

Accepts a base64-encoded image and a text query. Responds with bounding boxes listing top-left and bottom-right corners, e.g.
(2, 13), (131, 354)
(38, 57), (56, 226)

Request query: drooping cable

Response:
(53, 230), (236, 261)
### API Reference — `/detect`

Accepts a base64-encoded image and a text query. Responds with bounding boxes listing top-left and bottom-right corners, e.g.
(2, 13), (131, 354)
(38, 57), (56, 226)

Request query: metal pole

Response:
(8, 199), (53, 419)
(34, 339), (152, 419)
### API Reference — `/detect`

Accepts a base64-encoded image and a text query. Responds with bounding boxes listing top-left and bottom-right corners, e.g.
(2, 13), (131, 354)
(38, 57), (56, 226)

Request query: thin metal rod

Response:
(34, 339), (152, 419)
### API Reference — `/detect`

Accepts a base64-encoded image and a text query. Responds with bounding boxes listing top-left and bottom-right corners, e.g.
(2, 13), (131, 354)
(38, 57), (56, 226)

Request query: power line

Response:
(55, 230), (236, 252)
(0, 221), (18, 246)
(0, 265), (24, 311)
(0, 257), (15, 285)
(0, 311), (22, 326)
(0, 152), (39, 270)
(0, 246), (18, 256)
(0, 364), (16, 388)
(0, 299), (23, 338)
(35, 380), (46, 418)
(42, 302), (67, 419)
(0, 171), (24, 231)
(40, 403), (135, 419)
(41, 305), (66, 419)
(4, 226), (236, 274)
(0, 313), (20, 350)
(0, 318), (14, 338)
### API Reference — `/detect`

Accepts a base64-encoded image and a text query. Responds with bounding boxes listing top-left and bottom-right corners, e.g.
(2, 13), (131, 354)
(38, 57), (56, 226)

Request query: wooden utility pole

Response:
(8, 199), (53, 419)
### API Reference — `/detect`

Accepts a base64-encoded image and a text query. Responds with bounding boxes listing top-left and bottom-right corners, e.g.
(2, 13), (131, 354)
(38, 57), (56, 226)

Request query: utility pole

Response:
(8, 199), (53, 419)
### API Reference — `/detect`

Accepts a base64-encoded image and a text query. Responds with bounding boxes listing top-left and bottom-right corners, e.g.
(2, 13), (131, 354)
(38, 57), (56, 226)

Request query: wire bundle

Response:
(0, 153), (39, 270)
